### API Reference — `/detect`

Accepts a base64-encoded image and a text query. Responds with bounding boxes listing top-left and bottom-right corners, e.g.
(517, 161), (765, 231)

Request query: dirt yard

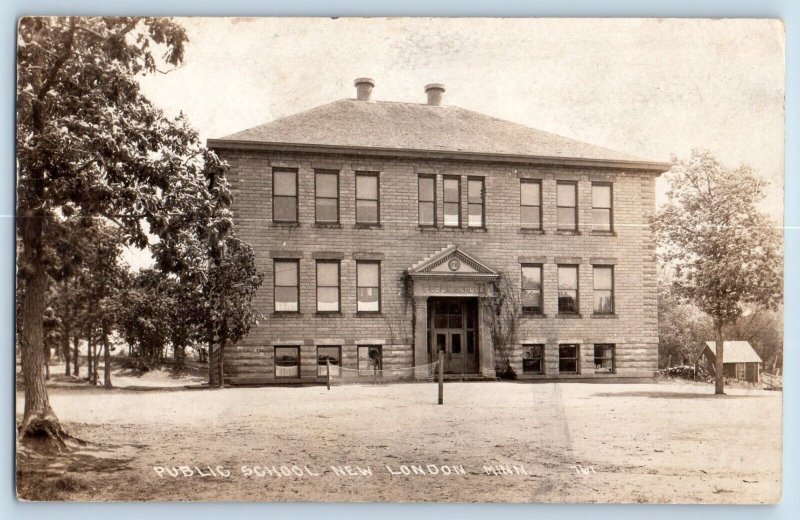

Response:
(16, 368), (782, 503)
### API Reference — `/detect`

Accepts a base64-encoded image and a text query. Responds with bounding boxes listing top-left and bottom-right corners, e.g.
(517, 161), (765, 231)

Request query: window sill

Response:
(314, 223), (342, 229)
(522, 312), (547, 319)
(519, 228), (545, 235)
(590, 313), (618, 319)
(271, 312), (302, 317)
(354, 312), (383, 317)
(555, 313), (582, 319)
(590, 230), (616, 237)
(315, 312), (342, 317)
(555, 230), (582, 236)
(353, 224), (382, 229)
(272, 222), (301, 228)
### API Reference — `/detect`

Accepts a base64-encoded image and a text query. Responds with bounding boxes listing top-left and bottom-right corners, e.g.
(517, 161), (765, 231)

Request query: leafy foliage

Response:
(483, 272), (523, 379)
(16, 17), (237, 443)
(650, 149), (783, 393)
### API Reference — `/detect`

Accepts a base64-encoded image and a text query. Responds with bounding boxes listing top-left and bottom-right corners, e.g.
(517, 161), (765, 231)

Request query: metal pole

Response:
(438, 350), (444, 405)
(326, 359), (331, 391)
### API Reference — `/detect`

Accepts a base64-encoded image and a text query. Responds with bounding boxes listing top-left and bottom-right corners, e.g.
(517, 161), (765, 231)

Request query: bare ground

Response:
(15, 368), (782, 503)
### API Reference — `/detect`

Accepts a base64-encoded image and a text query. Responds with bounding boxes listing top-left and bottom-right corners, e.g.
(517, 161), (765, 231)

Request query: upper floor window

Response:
(356, 261), (381, 312)
(467, 177), (485, 228)
(593, 265), (614, 314)
(273, 168), (298, 222)
(315, 170), (339, 223)
(355, 172), (379, 225)
(521, 264), (543, 314)
(443, 176), (461, 227)
(557, 264), (579, 314)
(556, 181), (578, 231)
(592, 183), (613, 232)
(418, 175), (436, 227)
(316, 260), (340, 312)
(520, 179), (542, 230)
(274, 259), (299, 312)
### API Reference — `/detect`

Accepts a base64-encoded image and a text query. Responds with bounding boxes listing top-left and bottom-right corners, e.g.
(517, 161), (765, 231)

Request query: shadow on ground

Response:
(17, 440), (137, 501)
(591, 391), (769, 399)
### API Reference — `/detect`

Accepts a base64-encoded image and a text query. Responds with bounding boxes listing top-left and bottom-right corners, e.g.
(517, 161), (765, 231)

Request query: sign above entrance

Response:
(414, 280), (494, 297)
(407, 245), (499, 297)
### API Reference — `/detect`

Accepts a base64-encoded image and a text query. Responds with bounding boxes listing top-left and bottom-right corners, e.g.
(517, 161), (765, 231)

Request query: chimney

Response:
(354, 77), (375, 101)
(424, 83), (445, 106)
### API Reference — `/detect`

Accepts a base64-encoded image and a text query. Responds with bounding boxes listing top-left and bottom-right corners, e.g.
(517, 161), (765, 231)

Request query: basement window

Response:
(559, 344), (580, 374)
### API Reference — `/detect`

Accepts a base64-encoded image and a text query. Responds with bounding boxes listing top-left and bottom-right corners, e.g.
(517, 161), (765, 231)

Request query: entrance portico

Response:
(408, 245), (499, 378)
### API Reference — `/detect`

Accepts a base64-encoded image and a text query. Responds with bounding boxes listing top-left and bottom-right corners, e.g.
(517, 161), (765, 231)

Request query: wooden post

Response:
(326, 359), (331, 391)
(438, 350), (444, 405)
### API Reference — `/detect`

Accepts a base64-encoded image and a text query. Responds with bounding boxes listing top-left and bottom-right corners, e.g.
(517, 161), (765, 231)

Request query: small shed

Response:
(694, 341), (762, 383)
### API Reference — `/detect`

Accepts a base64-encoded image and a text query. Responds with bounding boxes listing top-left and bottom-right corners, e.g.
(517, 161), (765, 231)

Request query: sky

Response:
(126, 17), (785, 268)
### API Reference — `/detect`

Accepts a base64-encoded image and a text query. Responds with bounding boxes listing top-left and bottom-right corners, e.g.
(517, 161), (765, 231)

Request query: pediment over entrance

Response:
(407, 245), (499, 278)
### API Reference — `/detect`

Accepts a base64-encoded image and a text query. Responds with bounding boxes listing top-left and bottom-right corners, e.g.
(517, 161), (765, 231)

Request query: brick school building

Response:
(207, 79), (669, 385)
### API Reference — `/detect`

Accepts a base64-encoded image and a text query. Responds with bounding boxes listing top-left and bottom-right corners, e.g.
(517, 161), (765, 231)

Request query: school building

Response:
(207, 78), (670, 384)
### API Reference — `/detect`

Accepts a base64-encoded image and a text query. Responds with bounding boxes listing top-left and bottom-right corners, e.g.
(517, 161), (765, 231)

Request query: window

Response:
(521, 264), (543, 314)
(557, 265), (579, 314)
(559, 344), (579, 374)
(523, 344), (544, 374)
(274, 260), (299, 312)
(593, 266), (614, 314)
(355, 172), (379, 224)
(592, 183), (613, 232)
(315, 170), (339, 223)
(356, 261), (381, 312)
(358, 345), (382, 372)
(443, 176), (461, 227)
(317, 346), (341, 377)
(316, 260), (340, 312)
(520, 179), (542, 230)
(273, 168), (298, 222)
(418, 175), (436, 226)
(467, 177), (485, 228)
(594, 344), (614, 373)
(557, 181), (578, 231)
(274, 346), (300, 378)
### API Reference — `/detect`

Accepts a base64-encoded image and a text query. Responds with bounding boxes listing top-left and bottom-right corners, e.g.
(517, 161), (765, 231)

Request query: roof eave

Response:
(207, 139), (672, 174)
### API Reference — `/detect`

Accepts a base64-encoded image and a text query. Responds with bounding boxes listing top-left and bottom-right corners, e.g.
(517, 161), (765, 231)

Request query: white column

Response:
(477, 298), (496, 378)
(413, 296), (429, 377)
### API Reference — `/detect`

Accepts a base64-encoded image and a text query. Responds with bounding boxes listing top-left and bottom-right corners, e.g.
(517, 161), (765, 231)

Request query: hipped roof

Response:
(210, 99), (670, 171)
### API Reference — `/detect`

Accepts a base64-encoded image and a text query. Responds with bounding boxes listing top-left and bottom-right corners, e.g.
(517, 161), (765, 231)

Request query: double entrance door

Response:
(429, 298), (478, 374)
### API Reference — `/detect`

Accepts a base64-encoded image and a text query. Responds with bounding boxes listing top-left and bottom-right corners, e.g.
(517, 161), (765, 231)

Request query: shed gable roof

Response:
(698, 341), (763, 364)
(212, 99), (669, 170)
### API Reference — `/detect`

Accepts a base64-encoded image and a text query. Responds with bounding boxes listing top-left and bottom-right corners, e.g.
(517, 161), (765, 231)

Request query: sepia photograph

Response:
(14, 16), (785, 503)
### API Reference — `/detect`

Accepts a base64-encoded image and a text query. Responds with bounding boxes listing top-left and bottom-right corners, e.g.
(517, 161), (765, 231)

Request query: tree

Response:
(206, 235), (263, 387)
(17, 17), (229, 447)
(657, 278), (712, 368)
(651, 149), (783, 394)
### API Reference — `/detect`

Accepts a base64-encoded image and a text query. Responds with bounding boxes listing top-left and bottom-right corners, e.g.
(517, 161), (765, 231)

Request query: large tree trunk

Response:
(72, 335), (79, 377)
(714, 324), (725, 395)
(217, 316), (227, 389)
(102, 325), (112, 389)
(18, 214), (68, 448)
(63, 320), (71, 377)
(93, 341), (100, 386)
(86, 335), (94, 384)
(44, 345), (50, 380)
